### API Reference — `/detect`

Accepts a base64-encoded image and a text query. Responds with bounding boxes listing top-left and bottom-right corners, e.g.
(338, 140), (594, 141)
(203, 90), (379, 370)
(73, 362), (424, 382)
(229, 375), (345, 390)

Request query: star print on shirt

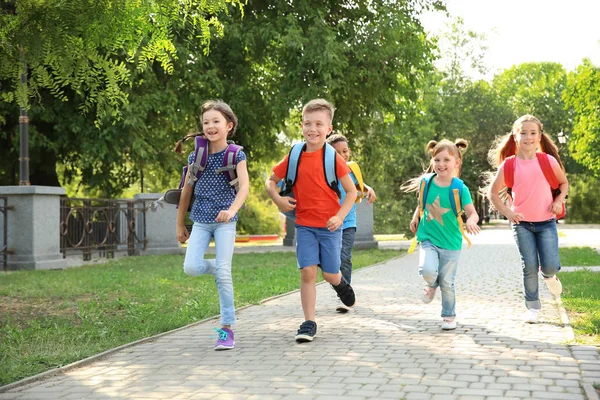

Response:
(426, 195), (451, 226)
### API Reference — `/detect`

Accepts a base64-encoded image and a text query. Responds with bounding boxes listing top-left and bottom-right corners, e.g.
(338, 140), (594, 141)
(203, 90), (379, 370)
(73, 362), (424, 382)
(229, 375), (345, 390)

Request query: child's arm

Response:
(327, 174), (357, 231)
(216, 160), (250, 223)
(176, 171), (194, 243)
(409, 206), (420, 234)
(463, 204), (481, 235)
(364, 182), (377, 205)
(550, 164), (569, 214)
(487, 166), (524, 224)
(265, 173), (296, 212)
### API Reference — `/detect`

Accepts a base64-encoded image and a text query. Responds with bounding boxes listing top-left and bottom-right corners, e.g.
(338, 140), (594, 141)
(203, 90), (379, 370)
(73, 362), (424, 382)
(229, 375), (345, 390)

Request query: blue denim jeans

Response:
(340, 227), (356, 284)
(418, 240), (461, 318)
(183, 221), (237, 326)
(511, 219), (561, 310)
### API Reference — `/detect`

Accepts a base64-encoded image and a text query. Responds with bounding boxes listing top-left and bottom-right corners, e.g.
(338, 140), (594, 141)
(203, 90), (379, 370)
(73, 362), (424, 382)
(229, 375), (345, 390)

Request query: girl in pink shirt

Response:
(486, 115), (568, 324)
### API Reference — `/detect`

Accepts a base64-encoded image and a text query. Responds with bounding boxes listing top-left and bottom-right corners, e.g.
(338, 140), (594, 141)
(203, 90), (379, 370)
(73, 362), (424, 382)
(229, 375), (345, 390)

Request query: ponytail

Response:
(173, 132), (202, 154)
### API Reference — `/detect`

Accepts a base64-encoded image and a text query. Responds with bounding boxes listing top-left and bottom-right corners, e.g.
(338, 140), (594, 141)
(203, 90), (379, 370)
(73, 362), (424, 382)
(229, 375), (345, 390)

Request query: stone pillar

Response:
(0, 186), (67, 270)
(134, 193), (185, 255)
(354, 201), (378, 249)
(282, 216), (296, 247)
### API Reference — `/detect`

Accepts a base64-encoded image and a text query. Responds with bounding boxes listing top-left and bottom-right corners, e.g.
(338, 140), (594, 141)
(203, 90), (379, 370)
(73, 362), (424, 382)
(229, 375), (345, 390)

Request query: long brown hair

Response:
(481, 114), (564, 204)
(173, 100), (238, 154)
(401, 138), (469, 193)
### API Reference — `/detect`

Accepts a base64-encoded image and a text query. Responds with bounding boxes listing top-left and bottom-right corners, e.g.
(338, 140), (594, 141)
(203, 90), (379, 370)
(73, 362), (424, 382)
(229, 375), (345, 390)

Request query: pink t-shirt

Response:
(501, 154), (559, 222)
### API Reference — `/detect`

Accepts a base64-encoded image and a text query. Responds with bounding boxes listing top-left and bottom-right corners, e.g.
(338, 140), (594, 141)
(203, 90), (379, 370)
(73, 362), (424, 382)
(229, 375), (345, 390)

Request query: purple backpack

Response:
(150, 136), (243, 211)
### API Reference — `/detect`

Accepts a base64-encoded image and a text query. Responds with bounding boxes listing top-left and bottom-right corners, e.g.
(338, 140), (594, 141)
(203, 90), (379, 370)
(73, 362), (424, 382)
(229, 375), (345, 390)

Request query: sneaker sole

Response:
(214, 343), (235, 350)
(295, 334), (316, 343)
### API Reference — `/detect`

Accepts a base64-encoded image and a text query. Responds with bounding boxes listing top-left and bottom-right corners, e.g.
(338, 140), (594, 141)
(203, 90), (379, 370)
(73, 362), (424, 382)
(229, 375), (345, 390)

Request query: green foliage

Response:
(237, 195), (282, 235)
(559, 268), (600, 344)
(564, 59), (600, 175)
(563, 173), (600, 224)
(0, 0), (242, 122)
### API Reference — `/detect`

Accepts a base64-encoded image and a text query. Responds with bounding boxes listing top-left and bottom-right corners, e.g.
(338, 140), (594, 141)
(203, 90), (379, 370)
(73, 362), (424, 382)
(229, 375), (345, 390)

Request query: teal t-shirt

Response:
(416, 179), (473, 250)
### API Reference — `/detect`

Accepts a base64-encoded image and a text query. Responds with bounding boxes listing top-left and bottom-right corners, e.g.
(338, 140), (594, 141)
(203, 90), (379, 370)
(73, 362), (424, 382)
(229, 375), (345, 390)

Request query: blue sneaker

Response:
(214, 328), (234, 350)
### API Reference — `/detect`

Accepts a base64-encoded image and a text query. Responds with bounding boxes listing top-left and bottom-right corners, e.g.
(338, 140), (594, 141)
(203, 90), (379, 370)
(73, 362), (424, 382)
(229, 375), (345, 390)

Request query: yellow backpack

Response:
(346, 161), (369, 203)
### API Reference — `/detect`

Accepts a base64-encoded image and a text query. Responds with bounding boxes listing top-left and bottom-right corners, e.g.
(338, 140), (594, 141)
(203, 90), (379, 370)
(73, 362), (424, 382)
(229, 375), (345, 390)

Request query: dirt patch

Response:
(0, 296), (86, 327)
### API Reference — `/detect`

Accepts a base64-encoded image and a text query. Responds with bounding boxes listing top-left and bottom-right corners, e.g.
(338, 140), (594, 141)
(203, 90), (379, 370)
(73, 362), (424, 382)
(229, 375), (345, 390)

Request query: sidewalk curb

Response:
(0, 303), (256, 393)
(555, 295), (600, 400)
(583, 383), (600, 400)
(1, 252), (407, 394)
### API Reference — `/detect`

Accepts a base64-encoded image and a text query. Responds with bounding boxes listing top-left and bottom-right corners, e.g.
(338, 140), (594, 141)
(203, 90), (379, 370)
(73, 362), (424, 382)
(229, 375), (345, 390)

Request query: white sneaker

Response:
(544, 276), (562, 296)
(522, 308), (540, 324)
(335, 299), (351, 313)
(441, 317), (457, 330)
(421, 286), (437, 304)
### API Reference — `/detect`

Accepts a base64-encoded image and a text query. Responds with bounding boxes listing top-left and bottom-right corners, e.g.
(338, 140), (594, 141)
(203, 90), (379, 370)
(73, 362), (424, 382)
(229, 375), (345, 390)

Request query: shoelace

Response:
(214, 328), (229, 341)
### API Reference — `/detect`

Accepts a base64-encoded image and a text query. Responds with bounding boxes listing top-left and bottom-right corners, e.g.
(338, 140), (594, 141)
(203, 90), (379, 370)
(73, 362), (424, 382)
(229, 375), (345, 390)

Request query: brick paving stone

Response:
(1, 229), (598, 400)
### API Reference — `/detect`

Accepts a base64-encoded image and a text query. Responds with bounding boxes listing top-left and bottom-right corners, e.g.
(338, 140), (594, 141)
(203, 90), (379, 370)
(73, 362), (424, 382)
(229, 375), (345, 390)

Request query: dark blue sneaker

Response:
(333, 278), (356, 307)
(295, 320), (317, 343)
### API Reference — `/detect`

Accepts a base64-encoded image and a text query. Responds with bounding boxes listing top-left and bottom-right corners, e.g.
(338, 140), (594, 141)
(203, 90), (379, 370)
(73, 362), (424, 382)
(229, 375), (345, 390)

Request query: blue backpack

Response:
(278, 142), (340, 220)
(407, 173), (471, 253)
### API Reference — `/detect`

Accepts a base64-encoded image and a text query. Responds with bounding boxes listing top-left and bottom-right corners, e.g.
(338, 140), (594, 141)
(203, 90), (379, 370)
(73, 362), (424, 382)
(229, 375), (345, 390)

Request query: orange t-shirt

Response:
(273, 147), (350, 228)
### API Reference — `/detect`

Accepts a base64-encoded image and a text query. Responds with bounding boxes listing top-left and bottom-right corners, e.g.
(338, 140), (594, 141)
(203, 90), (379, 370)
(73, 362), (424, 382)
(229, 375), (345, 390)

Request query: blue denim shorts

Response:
(296, 225), (342, 273)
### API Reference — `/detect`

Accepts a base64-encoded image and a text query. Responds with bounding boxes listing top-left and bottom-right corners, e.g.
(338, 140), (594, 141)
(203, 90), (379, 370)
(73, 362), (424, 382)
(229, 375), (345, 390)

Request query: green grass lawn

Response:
(559, 247), (600, 345)
(0, 249), (400, 386)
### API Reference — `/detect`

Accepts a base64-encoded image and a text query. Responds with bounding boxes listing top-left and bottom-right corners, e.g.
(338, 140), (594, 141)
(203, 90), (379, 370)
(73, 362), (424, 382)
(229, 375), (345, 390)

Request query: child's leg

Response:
(321, 228), (355, 307)
(535, 220), (561, 277)
(418, 241), (440, 287)
(213, 222), (237, 327)
(437, 248), (461, 318)
(296, 226), (322, 321)
(511, 222), (542, 310)
(300, 266), (318, 321)
(340, 227), (356, 284)
(183, 222), (216, 276)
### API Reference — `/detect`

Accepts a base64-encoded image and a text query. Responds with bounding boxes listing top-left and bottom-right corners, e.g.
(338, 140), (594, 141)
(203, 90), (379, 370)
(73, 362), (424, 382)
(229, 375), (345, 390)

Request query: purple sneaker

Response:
(214, 327), (234, 350)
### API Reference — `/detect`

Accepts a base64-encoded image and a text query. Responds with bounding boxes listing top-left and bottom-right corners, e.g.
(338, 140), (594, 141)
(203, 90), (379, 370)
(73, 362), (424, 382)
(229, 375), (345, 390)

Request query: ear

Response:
(226, 121), (234, 133)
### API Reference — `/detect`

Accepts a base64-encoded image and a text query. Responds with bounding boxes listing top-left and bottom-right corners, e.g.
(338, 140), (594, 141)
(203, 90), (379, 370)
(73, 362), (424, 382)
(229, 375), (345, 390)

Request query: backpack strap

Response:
(216, 143), (243, 192)
(450, 177), (471, 249)
(536, 152), (559, 189)
(279, 142), (305, 196)
(503, 155), (516, 197)
(347, 161), (367, 202)
(185, 136), (209, 188)
(408, 174), (434, 254)
(323, 143), (341, 198)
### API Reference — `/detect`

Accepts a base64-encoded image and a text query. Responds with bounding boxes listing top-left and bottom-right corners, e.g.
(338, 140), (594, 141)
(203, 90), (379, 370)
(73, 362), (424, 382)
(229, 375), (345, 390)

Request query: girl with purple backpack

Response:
(175, 100), (249, 350)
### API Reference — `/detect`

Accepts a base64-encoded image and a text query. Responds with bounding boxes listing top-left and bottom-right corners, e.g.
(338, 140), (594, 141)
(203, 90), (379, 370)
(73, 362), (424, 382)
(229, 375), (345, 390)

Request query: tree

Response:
(0, 0), (242, 122)
(564, 59), (600, 175)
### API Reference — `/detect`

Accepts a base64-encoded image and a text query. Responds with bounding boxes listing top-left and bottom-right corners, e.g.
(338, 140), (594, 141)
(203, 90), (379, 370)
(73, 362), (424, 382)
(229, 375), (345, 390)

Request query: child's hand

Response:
(549, 199), (563, 215)
(176, 224), (190, 243)
(465, 220), (481, 235)
(505, 210), (524, 225)
(277, 196), (297, 212)
(327, 216), (343, 232)
(216, 209), (235, 223)
(409, 217), (420, 234)
(366, 187), (377, 205)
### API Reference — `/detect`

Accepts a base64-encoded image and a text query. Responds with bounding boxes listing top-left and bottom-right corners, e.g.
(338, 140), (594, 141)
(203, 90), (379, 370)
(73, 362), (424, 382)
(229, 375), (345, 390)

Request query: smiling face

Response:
(331, 140), (351, 162)
(202, 109), (233, 143)
(432, 149), (460, 179)
(302, 110), (333, 150)
(514, 120), (542, 151)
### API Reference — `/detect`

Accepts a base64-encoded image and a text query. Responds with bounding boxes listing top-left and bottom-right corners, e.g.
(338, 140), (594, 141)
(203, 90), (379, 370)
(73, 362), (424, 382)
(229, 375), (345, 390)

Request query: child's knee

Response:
(541, 265), (560, 278)
(183, 263), (200, 276)
(300, 266), (318, 283)
(419, 266), (437, 283)
(322, 271), (340, 284)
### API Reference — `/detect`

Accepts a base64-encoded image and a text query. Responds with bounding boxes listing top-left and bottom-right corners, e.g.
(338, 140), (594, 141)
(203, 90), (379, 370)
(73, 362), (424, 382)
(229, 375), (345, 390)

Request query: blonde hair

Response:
(173, 100), (238, 154)
(401, 138), (469, 193)
(302, 99), (335, 123)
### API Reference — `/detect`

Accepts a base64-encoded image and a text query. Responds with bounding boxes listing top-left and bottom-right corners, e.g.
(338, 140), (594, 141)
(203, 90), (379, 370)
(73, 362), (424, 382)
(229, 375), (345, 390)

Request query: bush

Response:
(237, 194), (282, 235)
(564, 173), (600, 223)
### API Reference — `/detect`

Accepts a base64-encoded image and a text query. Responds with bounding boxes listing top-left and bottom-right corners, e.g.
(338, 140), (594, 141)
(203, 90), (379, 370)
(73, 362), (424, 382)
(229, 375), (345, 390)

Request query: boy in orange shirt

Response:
(265, 99), (357, 343)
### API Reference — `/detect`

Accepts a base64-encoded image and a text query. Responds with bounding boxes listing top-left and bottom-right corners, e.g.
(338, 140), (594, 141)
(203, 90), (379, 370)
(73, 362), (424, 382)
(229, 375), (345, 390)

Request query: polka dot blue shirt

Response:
(187, 148), (246, 223)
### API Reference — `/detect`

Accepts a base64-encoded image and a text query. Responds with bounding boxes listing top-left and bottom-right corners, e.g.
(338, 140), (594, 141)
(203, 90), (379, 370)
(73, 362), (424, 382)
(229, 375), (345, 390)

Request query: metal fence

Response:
(0, 197), (11, 271)
(60, 197), (146, 261)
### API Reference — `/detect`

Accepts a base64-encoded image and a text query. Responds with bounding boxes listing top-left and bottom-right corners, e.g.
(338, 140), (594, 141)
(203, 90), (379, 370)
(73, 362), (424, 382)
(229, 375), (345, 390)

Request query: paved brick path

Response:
(1, 229), (599, 399)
